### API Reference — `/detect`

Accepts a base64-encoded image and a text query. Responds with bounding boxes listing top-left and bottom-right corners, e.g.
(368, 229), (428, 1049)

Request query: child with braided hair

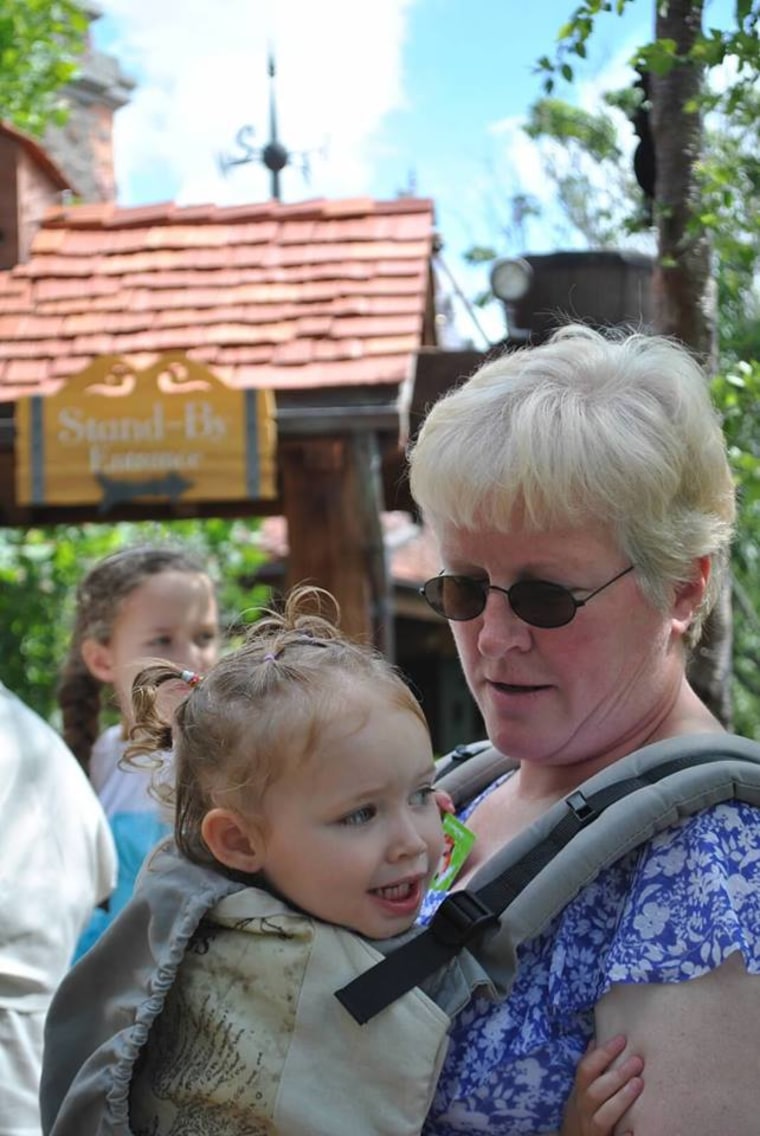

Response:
(57, 543), (221, 955)
(42, 586), (643, 1136)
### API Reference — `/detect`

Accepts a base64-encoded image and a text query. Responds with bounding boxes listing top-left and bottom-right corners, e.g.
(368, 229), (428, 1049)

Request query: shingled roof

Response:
(0, 195), (437, 400)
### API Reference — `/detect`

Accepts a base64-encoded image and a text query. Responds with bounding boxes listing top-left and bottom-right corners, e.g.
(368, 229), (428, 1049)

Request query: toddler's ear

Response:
(201, 809), (263, 874)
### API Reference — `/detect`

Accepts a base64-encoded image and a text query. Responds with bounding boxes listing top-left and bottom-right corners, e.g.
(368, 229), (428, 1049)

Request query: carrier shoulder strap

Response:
(336, 731), (760, 1024)
(432, 740), (517, 808)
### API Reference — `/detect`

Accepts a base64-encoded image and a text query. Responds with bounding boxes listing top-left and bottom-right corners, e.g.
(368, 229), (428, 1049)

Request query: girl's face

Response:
(212, 691), (445, 940)
(83, 570), (220, 719)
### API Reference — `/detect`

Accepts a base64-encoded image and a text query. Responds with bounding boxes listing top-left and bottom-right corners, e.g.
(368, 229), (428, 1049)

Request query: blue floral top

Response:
(419, 776), (760, 1136)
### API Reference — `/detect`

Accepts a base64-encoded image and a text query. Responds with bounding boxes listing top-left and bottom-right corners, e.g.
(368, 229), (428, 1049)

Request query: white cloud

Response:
(96, 0), (416, 206)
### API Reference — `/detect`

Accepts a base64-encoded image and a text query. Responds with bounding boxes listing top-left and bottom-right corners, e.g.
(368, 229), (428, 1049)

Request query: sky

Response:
(91, 0), (736, 346)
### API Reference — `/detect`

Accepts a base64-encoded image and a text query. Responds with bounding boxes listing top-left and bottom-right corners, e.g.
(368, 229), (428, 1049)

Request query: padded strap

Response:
(336, 740), (760, 1024)
(434, 741), (516, 809)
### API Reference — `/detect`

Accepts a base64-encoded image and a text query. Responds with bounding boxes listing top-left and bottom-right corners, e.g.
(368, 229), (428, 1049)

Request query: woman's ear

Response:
(672, 555), (711, 633)
(201, 808), (264, 874)
(81, 637), (115, 684)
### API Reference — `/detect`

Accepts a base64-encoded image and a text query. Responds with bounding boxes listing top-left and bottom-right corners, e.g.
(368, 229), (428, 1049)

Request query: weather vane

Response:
(218, 50), (326, 201)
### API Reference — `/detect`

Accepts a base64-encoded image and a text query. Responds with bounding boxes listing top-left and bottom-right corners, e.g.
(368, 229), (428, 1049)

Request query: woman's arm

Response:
(595, 952), (760, 1135)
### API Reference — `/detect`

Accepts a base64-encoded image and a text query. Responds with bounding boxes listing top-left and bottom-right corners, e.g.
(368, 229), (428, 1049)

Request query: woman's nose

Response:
(477, 589), (532, 657)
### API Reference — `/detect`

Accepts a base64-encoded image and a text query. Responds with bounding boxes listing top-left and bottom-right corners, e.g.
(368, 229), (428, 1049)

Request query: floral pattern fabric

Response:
(419, 784), (760, 1136)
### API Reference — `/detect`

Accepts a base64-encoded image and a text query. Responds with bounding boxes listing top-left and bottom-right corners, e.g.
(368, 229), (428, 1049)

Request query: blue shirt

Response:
(72, 726), (171, 961)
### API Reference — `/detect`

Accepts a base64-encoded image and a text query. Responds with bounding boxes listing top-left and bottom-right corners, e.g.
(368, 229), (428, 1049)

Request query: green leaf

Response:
(464, 245), (498, 264)
(639, 38), (679, 76)
(736, 0), (752, 22)
(0, 0), (87, 135)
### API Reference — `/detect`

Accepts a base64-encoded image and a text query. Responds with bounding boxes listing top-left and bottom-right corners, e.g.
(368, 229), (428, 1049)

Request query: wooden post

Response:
(279, 433), (391, 650)
(352, 430), (394, 659)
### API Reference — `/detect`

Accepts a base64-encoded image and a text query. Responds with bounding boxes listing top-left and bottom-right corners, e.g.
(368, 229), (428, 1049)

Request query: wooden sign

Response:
(15, 354), (277, 511)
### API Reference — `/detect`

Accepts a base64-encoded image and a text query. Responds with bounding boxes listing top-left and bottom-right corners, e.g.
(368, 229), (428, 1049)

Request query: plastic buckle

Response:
(429, 890), (499, 948)
(451, 743), (478, 764)
(566, 789), (597, 825)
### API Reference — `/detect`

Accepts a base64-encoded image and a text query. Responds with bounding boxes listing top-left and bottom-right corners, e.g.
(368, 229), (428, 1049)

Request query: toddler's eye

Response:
(410, 786), (435, 808)
(340, 805), (376, 826)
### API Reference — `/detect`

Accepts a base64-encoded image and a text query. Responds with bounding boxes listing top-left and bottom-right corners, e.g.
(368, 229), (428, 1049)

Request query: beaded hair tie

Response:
(179, 669), (203, 686)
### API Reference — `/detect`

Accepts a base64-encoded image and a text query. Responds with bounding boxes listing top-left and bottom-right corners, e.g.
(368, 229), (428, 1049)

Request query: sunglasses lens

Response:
(509, 580), (576, 628)
(423, 576), (485, 620)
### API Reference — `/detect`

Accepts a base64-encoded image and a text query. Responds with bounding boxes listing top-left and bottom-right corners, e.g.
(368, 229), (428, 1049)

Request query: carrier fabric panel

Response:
(129, 889), (450, 1136)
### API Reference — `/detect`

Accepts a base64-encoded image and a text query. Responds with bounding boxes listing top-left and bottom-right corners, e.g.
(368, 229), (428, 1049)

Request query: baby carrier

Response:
(41, 732), (760, 1136)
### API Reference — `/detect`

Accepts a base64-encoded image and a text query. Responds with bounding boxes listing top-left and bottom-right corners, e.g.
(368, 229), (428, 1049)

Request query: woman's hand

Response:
(560, 1034), (643, 1136)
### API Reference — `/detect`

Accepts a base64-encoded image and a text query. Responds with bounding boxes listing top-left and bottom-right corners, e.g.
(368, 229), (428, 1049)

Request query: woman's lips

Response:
(489, 680), (550, 693)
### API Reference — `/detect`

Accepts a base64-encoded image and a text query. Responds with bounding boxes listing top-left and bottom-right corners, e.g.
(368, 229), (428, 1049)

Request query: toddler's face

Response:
(252, 692), (444, 939)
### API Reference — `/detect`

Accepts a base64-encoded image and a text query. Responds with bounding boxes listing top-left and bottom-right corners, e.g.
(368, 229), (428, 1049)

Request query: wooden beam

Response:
(279, 433), (390, 650)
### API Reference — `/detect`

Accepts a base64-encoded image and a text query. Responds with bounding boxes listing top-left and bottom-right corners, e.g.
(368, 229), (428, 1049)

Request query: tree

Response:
(0, 0), (88, 136)
(522, 98), (643, 247)
(711, 361), (760, 738)
(461, 3), (760, 729)
(533, 0), (760, 727)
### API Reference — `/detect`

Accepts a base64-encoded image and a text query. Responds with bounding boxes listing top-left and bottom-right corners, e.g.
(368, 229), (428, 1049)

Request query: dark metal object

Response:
(218, 51), (323, 200)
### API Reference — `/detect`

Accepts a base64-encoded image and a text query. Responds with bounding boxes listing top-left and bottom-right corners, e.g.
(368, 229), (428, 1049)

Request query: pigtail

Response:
(246, 585), (344, 654)
(124, 662), (200, 811)
(127, 663), (191, 757)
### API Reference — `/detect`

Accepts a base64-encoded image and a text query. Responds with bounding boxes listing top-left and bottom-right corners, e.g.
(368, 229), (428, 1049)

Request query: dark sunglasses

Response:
(419, 565), (635, 629)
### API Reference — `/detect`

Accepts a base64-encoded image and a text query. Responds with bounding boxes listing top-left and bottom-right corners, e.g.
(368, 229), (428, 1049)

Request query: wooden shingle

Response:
(0, 196), (437, 401)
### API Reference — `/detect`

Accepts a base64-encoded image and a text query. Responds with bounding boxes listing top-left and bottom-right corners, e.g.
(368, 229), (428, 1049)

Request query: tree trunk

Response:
(650, 0), (733, 726)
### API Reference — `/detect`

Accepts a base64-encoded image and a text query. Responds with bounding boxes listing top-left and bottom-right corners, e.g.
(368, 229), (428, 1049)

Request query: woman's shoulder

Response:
(548, 799), (760, 1016)
(636, 796), (760, 877)
(594, 797), (760, 919)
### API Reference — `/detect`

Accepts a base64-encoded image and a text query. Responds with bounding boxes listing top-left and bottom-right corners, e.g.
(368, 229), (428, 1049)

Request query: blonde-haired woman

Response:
(410, 323), (760, 1135)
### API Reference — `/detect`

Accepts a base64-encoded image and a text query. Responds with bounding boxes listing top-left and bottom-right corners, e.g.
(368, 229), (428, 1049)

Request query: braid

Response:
(57, 651), (104, 773)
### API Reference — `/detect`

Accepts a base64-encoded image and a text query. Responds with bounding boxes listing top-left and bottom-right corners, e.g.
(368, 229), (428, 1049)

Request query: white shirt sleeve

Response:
(0, 683), (117, 1136)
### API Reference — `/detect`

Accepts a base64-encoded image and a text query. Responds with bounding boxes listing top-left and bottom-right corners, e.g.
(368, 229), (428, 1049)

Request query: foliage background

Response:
(0, 0), (87, 136)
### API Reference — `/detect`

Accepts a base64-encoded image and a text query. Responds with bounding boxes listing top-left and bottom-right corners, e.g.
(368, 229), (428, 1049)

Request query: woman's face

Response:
(435, 519), (698, 769)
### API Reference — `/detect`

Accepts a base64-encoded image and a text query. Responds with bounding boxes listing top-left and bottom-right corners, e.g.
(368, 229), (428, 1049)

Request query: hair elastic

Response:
(180, 669), (203, 686)
(263, 653), (277, 662)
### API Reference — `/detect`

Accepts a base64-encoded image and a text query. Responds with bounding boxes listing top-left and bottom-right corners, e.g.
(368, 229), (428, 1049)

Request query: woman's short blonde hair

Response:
(408, 323), (735, 641)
